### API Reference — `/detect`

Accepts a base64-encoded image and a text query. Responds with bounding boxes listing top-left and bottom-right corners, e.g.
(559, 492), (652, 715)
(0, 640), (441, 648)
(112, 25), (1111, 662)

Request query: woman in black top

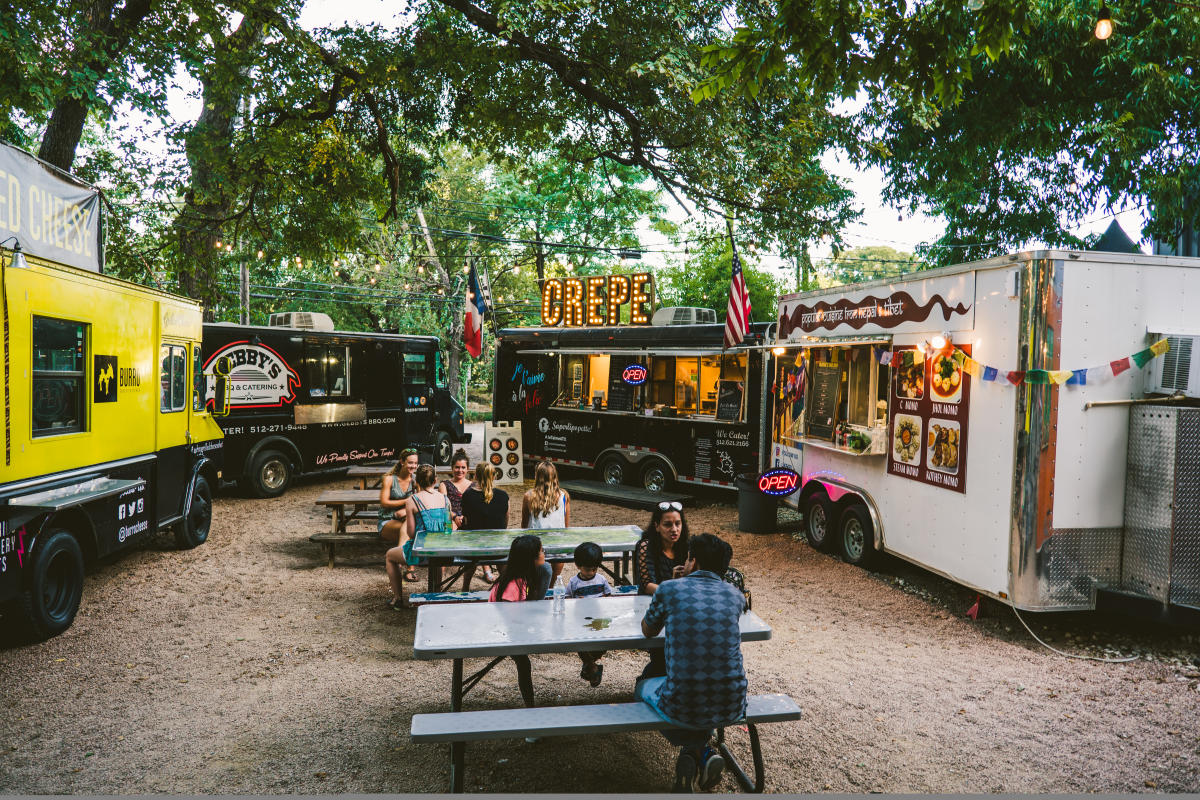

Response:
(461, 462), (510, 586)
(634, 501), (690, 594)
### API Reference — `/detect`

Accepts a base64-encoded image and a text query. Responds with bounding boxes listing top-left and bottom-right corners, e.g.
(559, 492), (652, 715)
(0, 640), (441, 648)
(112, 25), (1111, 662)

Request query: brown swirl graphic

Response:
(779, 291), (971, 335)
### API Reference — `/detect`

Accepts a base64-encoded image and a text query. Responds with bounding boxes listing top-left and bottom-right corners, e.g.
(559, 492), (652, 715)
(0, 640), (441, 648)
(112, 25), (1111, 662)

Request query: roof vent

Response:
(268, 311), (335, 331)
(651, 306), (718, 326)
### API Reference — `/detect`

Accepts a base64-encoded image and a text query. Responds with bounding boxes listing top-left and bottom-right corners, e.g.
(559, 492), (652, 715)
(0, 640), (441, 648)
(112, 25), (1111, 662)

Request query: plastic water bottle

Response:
(552, 575), (566, 614)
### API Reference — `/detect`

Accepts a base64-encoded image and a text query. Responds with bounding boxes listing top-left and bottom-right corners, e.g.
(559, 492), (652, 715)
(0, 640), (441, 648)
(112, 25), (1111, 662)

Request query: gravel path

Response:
(2, 451), (1199, 793)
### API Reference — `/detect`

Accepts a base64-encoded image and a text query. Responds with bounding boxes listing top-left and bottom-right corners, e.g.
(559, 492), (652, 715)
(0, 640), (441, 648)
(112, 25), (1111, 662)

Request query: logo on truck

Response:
(203, 341), (300, 411)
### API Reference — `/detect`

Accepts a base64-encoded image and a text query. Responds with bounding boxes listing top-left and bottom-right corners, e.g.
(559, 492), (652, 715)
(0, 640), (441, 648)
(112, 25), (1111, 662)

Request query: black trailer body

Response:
(492, 323), (770, 494)
(202, 323), (468, 497)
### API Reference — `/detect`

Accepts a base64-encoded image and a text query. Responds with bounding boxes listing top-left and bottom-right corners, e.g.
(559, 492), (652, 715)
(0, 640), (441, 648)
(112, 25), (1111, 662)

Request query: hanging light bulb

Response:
(967, 0), (984, 10)
(295, 256), (302, 264)
(333, 259), (340, 267)
(374, 264), (381, 271)
(417, 266), (424, 274)
(256, 250), (264, 259)
(370, 277), (376, 284)
(214, 240), (223, 249)
(1094, 5), (1113, 39)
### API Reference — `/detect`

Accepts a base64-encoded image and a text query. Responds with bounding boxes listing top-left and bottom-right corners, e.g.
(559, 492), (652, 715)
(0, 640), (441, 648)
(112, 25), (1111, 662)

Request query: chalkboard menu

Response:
(807, 360), (841, 440)
(715, 380), (744, 421)
(606, 361), (638, 411)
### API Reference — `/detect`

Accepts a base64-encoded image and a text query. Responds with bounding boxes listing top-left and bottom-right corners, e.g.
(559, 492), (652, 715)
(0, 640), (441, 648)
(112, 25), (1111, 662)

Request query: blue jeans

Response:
(635, 676), (712, 750)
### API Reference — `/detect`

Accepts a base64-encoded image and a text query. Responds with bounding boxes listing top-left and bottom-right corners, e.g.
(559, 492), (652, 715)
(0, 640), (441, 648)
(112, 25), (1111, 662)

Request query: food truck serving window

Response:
(772, 342), (889, 451)
(32, 316), (87, 436)
(305, 345), (350, 398)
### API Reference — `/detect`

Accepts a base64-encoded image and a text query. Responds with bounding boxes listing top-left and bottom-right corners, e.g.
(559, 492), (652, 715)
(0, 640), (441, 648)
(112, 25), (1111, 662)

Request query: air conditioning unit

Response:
(268, 311), (335, 331)
(1146, 332), (1200, 398)
(651, 306), (718, 326)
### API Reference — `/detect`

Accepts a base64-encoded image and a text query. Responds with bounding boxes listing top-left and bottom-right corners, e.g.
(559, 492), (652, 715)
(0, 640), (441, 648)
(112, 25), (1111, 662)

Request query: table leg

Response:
(427, 562), (443, 593)
(449, 657), (465, 792)
(331, 507), (341, 535)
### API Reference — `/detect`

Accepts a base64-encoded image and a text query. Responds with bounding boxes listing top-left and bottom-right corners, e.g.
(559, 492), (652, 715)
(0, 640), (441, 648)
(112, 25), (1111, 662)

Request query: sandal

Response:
(404, 568), (418, 582)
(387, 596), (407, 611)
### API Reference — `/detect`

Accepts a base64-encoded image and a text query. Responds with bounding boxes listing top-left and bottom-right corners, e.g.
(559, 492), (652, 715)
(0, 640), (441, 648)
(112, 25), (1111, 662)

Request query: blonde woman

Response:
(521, 460), (571, 584)
(379, 448), (420, 582)
(461, 463), (510, 585)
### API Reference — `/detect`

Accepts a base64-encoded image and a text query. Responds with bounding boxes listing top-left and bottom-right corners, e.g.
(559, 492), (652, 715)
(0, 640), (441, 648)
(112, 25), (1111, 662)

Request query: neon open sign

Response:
(757, 467), (800, 496)
(622, 364), (648, 385)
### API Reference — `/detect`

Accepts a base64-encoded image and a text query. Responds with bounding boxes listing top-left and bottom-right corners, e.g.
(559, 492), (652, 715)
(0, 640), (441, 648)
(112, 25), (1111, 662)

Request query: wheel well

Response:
(833, 497), (874, 547)
(798, 481), (828, 505)
(245, 437), (302, 475)
(42, 509), (97, 563)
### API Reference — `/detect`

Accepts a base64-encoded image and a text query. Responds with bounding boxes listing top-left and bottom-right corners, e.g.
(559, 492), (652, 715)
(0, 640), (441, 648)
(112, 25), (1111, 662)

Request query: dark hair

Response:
(451, 449), (469, 466)
(494, 534), (542, 601)
(415, 464), (437, 489)
(573, 541), (602, 569)
(688, 533), (732, 574)
(639, 505), (690, 562)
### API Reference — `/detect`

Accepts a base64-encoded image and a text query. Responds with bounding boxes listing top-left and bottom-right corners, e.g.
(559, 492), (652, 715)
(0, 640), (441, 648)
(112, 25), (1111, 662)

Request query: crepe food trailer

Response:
(492, 271), (770, 494)
(769, 249), (1200, 613)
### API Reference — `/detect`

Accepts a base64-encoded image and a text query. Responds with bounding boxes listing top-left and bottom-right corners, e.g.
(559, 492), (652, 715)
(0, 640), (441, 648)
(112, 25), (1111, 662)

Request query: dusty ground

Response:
(2, 428), (1200, 793)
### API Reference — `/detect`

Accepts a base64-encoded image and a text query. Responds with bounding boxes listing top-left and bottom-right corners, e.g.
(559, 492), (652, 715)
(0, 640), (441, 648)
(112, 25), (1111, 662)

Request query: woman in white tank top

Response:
(522, 461), (571, 582)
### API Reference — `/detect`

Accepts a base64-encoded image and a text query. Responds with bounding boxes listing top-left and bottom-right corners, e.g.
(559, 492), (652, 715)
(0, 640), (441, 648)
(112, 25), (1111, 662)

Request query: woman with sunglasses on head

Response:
(437, 449), (472, 529)
(379, 447), (420, 582)
(634, 500), (690, 680)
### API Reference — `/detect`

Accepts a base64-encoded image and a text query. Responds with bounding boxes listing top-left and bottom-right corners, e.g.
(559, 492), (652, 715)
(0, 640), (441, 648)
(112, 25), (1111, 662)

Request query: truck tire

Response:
(801, 492), (835, 552)
(597, 454), (629, 487)
(248, 449), (292, 498)
(433, 432), (453, 466)
(175, 475), (213, 549)
(838, 504), (876, 567)
(640, 458), (671, 494)
(13, 529), (84, 641)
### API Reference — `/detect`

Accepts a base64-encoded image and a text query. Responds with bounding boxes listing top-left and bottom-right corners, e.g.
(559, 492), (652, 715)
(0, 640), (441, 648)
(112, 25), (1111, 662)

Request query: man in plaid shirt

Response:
(639, 533), (747, 792)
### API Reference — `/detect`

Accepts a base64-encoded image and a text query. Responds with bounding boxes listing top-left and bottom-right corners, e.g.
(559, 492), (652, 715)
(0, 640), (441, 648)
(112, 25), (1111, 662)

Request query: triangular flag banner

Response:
(912, 348), (926, 365)
(951, 349), (967, 366)
(1110, 357), (1131, 376)
(982, 366), (998, 382)
(1150, 338), (1170, 357)
(1050, 370), (1073, 385)
(1067, 369), (1087, 385)
(1025, 369), (1050, 385)
(1007, 371), (1025, 386)
(963, 357), (983, 379)
(1130, 348), (1154, 369)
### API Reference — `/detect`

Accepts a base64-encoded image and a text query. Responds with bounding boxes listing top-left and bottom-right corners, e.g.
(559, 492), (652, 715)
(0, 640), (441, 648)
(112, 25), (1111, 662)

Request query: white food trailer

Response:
(768, 249), (1200, 612)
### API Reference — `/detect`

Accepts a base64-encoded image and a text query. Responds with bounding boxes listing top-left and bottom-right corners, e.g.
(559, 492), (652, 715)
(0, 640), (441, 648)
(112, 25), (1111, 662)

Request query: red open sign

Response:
(622, 364), (648, 385)
(757, 467), (800, 496)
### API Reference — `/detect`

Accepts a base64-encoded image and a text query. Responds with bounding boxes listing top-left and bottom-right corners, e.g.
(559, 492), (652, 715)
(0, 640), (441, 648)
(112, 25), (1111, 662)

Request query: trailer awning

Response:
(774, 335), (892, 348)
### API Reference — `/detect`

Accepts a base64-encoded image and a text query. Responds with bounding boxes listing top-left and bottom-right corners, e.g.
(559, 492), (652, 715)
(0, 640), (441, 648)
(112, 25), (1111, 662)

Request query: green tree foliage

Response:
(656, 228), (784, 322)
(825, 245), (922, 287)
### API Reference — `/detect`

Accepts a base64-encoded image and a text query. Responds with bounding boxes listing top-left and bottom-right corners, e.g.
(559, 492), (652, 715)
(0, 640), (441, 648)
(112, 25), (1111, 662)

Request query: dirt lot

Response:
(2, 464), (1200, 793)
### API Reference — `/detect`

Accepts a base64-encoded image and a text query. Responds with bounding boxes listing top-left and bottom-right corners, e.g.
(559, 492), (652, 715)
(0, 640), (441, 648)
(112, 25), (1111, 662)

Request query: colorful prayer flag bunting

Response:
(963, 357), (983, 379)
(1007, 371), (1025, 386)
(1130, 348), (1154, 369)
(983, 366), (998, 382)
(1050, 370), (1073, 385)
(1150, 338), (1170, 357)
(1025, 370), (1049, 385)
(1067, 369), (1087, 385)
(1110, 357), (1131, 376)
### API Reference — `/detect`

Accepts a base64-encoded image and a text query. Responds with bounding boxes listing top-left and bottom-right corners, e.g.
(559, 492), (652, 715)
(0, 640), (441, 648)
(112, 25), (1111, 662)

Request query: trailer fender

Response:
(801, 476), (886, 551)
(596, 446), (680, 479)
(35, 508), (98, 564)
(244, 436), (303, 475)
(179, 456), (217, 521)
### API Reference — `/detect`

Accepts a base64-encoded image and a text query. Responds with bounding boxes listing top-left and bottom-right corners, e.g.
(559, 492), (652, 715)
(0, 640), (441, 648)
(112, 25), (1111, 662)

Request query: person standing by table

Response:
(460, 463), (509, 586)
(521, 460), (571, 590)
(638, 533), (745, 792)
(385, 464), (456, 609)
(633, 501), (691, 681)
(488, 534), (545, 710)
(438, 449), (472, 529)
(379, 448), (420, 581)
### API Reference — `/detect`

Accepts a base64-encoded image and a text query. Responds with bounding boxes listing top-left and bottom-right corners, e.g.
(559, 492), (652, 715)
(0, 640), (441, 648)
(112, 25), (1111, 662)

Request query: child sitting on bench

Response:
(568, 541), (612, 687)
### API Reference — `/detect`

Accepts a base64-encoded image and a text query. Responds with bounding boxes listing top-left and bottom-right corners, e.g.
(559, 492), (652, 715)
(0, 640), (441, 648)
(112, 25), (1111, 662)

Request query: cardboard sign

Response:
(485, 421), (524, 485)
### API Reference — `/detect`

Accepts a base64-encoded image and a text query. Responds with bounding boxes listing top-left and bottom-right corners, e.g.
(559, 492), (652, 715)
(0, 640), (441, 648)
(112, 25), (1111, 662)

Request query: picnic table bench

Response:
(308, 532), (382, 568)
(347, 464), (452, 490)
(314, 489), (380, 534)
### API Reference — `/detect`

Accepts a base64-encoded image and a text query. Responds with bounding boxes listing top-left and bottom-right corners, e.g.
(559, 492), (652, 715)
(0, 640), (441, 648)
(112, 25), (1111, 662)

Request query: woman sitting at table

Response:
(489, 534), (546, 710)
(633, 501), (690, 680)
(521, 460), (571, 585)
(438, 449), (472, 529)
(385, 464), (456, 610)
(460, 463), (509, 586)
(379, 448), (419, 580)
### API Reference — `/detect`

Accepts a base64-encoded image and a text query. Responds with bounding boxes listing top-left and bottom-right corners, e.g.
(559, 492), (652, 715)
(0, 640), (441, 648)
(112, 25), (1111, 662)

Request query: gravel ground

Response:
(2, 430), (1199, 793)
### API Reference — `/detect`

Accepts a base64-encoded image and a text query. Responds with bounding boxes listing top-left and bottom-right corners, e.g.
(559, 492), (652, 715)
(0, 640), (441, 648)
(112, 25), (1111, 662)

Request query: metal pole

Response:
(239, 262), (249, 325)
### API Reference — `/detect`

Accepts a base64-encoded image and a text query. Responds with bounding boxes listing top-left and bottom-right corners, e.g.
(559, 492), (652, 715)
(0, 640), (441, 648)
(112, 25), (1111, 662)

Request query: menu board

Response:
(807, 360), (841, 441)
(606, 362), (637, 411)
(715, 380), (744, 421)
(887, 345), (971, 493)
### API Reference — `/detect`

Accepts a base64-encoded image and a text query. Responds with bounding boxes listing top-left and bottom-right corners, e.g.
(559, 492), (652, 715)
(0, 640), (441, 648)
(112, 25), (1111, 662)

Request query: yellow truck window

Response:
(32, 316), (87, 436)
(160, 344), (187, 412)
(192, 345), (204, 411)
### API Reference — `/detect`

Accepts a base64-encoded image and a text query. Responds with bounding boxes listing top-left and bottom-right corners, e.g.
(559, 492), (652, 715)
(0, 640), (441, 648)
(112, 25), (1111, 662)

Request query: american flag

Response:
(723, 234), (752, 348)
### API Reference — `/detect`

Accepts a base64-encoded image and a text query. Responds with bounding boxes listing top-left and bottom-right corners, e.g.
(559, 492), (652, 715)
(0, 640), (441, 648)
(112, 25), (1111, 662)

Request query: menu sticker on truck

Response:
(887, 345), (971, 493)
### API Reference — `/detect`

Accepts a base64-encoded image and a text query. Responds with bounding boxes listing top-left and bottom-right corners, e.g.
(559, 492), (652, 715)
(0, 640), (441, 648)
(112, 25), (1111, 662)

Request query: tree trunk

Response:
(414, 206), (464, 400)
(37, 0), (154, 171)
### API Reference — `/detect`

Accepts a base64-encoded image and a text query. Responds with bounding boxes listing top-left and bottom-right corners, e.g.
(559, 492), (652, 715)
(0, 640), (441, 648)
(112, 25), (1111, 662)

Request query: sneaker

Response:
(587, 663), (604, 688)
(672, 749), (697, 793)
(698, 747), (725, 791)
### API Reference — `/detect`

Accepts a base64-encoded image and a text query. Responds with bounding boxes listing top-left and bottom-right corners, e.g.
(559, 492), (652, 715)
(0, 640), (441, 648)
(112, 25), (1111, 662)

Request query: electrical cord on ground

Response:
(1010, 605), (1139, 663)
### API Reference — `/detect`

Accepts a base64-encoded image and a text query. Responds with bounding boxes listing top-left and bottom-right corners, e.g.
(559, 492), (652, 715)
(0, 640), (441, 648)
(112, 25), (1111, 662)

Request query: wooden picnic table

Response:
(410, 525), (642, 593)
(314, 489), (381, 534)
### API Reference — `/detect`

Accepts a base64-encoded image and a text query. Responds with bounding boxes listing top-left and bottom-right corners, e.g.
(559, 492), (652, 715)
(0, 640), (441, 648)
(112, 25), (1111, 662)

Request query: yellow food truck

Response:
(0, 244), (223, 640)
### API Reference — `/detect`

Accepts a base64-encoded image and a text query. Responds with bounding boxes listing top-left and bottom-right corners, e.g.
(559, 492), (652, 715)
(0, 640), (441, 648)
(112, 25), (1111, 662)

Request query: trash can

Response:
(735, 473), (777, 533)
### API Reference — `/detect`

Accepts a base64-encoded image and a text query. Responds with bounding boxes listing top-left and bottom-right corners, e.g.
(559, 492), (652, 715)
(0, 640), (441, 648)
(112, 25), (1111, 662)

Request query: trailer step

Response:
(559, 480), (695, 510)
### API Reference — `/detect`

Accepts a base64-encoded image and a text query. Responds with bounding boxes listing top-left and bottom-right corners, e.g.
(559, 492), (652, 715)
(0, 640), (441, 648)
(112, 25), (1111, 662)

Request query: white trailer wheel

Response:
(838, 505), (876, 567)
(802, 493), (835, 552)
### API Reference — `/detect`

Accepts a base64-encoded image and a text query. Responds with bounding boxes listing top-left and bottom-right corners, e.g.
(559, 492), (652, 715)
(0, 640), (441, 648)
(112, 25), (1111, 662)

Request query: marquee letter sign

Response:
(541, 272), (654, 327)
(757, 467), (800, 497)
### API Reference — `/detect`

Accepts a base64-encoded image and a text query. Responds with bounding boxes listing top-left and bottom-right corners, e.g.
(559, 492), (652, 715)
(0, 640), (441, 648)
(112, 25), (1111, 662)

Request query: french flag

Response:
(463, 262), (487, 358)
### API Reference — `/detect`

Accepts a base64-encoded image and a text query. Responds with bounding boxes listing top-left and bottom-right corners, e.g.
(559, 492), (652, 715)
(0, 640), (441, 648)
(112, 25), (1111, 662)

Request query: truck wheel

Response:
(175, 475), (212, 549)
(838, 504), (875, 567)
(801, 492), (835, 551)
(640, 458), (671, 494)
(597, 454), (629, 487)
(249, 449), (291, 498)
(433, 432), (453, 466)
(13, 529), (84, 641)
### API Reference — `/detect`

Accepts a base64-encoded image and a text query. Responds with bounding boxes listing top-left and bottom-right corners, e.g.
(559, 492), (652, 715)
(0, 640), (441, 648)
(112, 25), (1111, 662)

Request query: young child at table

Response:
(569, 541), (612, 687)
(488, 534), (546, 711)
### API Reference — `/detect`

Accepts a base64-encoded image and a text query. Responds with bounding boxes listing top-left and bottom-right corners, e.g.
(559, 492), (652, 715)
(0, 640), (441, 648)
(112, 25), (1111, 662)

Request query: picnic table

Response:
(410, 525), (642, 592)
(314, 489), (381, 533)
(411, 594), (779, 791)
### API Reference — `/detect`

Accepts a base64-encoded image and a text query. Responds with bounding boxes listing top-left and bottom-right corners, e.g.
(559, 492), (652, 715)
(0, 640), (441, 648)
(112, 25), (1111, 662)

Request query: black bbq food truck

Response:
(492, 271), (770, 494)
(0, 143), (223, 639)
(202, 315), (468, 497)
